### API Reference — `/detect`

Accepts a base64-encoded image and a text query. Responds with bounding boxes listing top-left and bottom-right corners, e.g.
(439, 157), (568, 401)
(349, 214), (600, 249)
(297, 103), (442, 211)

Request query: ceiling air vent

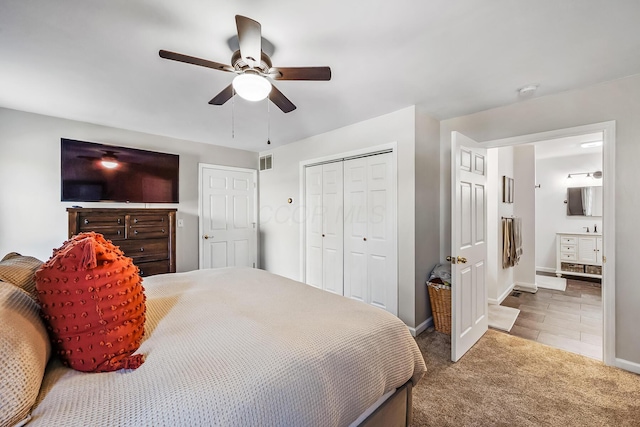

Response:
(259, 154), (272, 171)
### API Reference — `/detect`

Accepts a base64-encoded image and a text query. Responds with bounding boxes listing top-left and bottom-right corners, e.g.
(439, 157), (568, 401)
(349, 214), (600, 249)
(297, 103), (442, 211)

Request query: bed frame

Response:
(359, 380), (413, 426)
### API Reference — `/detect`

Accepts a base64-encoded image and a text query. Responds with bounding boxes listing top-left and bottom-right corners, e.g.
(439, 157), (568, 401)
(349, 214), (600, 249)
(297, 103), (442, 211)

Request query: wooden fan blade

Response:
(235, 15), (262, 67)
(208, 84), (234, 105)
(270, 66), (332, 81)
(159, 50), (234, 73)
(269, 85), (296, 113)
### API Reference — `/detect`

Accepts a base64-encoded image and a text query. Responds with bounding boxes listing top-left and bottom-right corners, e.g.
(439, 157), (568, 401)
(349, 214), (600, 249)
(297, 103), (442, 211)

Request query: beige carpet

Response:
(411, 328), (640, 426)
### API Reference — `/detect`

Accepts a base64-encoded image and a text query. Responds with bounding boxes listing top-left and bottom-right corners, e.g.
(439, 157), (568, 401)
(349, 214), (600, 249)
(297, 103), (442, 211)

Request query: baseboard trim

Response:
(489, 282), (516, 305)
(536, 266), (555, 274)
(408, 317), (433, 337)
(615, 357), (640, 374)
(514, 281), (538, 293)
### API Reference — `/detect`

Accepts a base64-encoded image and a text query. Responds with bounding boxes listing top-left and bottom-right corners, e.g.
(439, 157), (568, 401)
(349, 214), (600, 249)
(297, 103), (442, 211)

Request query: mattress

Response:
(29, 267), (426, 426)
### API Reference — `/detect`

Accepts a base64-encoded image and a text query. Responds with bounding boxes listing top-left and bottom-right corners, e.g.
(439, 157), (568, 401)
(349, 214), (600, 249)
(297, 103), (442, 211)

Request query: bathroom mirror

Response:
(566, 186), (603, 216)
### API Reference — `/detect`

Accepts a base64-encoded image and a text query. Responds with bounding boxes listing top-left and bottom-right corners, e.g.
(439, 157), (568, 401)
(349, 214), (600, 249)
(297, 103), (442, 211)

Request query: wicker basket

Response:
(427, 282), (451, 334)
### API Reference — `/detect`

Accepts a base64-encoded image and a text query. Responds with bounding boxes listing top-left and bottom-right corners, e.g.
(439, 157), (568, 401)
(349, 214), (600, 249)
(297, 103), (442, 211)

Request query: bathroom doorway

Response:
(482, 122), (615, 365)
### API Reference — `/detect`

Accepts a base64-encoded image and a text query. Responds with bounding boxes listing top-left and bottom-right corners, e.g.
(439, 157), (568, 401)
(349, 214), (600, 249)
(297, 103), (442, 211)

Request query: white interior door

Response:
(200, 164), (257, 269)
(344, 153), (397, 315)
(451, 132), (488, 362)
(321, 162), (344, 295)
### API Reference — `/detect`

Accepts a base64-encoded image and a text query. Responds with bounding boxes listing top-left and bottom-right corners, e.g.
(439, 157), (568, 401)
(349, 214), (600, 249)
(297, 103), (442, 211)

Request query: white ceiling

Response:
(1, 1), (640, 152)
(534, 132), (603, 160)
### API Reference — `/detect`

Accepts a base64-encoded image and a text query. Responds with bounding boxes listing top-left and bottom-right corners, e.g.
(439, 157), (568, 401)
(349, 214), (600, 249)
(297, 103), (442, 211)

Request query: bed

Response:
(2, 264), (426, 426)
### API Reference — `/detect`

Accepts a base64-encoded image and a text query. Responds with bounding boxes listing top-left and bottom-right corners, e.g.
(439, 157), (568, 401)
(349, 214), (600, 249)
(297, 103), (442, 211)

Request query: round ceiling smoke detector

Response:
(518, 85), (538, 97)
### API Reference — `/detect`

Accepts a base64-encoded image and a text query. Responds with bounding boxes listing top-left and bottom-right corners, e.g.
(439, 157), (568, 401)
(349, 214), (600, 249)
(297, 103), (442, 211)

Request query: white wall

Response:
(535, 152), (603, 271)
(513, 145), (536, 289)
(439, 73), (640, 366)
(0, 107), (257, 271)
(486, 146), (514, 303)
(415, 106), (441, 326)
(258, 106), (441, 328)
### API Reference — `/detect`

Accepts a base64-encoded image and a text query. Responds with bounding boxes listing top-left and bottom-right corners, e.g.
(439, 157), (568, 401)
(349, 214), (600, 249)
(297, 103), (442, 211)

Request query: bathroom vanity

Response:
(556, 232), (603, 279)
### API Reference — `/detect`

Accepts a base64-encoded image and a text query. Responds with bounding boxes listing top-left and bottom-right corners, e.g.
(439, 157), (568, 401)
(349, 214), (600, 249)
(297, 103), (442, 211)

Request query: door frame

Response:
(198, 163), (258, 269)
(480, 121), (615, 366)
(298, 142), (398, 283)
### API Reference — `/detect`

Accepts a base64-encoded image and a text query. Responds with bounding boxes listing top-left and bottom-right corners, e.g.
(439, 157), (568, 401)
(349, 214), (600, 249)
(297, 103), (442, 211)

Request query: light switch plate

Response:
(177, 219), (184, 228)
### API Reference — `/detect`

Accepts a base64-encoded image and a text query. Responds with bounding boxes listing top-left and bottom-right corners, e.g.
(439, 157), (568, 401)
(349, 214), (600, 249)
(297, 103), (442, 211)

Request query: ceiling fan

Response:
(159, 15), (331, 113)
(78, 150), (121, 169)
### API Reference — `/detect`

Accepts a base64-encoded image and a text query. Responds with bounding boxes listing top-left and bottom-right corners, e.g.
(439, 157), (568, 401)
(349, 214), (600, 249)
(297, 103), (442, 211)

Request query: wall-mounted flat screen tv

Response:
(61, 139), (179, 203)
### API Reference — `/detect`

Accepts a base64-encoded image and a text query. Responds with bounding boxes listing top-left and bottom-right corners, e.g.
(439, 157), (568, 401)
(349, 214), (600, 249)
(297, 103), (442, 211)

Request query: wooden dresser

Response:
(67, 208), (176, 277)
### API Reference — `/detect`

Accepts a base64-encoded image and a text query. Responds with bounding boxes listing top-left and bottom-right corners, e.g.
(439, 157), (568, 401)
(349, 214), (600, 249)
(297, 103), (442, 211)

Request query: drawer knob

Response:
(134, 218), (139, 224)
(84, 219), (89, 225)
(162, 229), (165, 233)
(117, 218), (121, 224)
(140, 247), (144, 252)
(134, 230), (138, 235)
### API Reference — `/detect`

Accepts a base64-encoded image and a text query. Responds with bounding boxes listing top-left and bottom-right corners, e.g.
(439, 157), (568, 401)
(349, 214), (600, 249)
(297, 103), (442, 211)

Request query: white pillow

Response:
(0, 281), (50, 426)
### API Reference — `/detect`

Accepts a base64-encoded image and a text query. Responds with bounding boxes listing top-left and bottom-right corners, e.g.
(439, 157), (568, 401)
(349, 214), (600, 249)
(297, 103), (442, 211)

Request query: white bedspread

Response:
(29, 267), (426, 426)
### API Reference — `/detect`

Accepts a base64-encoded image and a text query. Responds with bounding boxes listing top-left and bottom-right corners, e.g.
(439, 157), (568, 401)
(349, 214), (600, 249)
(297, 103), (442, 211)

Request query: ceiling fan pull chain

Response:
(267, 98), (271, 145)
(231, 88), (235, 139)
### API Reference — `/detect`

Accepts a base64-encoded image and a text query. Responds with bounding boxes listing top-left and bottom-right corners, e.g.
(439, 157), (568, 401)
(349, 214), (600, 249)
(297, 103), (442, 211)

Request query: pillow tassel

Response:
(80, 239), (97, 271)
(122, 353), (145, 370)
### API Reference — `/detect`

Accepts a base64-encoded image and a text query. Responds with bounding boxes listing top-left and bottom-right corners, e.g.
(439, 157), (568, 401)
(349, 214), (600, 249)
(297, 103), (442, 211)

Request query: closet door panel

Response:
(305, 165), (323, 289)
(366, 153), (397, 315)
(322, 162), (344, 295)
(343, 158), (368, 302)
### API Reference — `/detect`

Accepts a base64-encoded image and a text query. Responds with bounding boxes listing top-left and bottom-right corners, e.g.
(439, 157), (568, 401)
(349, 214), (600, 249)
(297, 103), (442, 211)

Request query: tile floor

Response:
(499, 277), (602, 360)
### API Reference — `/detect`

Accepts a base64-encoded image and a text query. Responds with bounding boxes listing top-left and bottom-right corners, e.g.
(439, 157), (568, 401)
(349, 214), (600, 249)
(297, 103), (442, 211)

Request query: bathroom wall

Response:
(513, 145), (536, 289)
(535, 151), (603, 272)
(486, 146), (515, 303)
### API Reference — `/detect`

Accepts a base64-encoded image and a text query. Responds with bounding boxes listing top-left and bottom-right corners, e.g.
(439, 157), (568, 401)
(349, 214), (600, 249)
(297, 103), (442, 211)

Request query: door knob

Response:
(446, 255), (468, 264)
(457, 256), (467, 264)
(203, 235), (211, 239)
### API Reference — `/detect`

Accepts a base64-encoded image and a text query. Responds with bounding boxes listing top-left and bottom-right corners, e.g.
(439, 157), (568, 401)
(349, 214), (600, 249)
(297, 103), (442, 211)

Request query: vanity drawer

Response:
(560, 237), (577, 245)
(560, 253), (577, 261)
(561, 244), (576, 254)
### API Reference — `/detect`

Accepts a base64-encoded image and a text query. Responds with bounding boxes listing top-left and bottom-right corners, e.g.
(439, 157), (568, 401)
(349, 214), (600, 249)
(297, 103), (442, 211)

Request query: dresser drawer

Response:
(560, 236), (576, 245)
(117, 239), (169, 262)
(129, 214), (168, 226)
(95, 226), (126, 241)
(78, 214), (125, 230)
(560, 253), (577, 261)
(135, 260), (171, 277)
(561, 244), (576, 254)
(128, 225), (169, 240)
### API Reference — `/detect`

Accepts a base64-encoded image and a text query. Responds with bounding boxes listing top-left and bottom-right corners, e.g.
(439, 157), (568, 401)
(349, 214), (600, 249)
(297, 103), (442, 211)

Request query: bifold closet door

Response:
(343, 153), (397, 315)
(304, 162), (344, 295)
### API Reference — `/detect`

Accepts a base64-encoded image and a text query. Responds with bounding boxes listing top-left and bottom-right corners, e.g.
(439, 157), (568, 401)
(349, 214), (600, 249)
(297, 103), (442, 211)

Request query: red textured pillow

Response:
(35, 232), (146, 372)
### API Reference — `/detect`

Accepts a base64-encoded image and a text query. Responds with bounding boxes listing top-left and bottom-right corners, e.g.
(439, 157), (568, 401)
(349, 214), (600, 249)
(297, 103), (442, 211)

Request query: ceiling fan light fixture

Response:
(101, 154), (119, 169)
(233, 73), (271, 102)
